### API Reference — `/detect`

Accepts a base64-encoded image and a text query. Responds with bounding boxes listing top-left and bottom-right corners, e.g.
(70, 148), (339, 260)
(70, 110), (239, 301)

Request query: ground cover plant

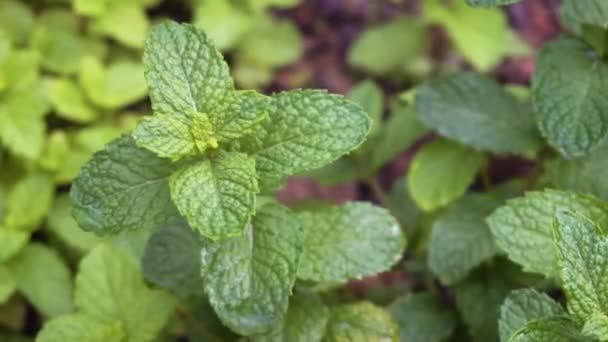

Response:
(3, 0), (608, 341)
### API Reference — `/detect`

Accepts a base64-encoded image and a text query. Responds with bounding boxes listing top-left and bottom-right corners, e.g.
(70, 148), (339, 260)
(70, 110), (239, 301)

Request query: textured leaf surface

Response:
(532, 37), (608, 156)
(201, 203), (302, 335)
(296, 202), (405, 284)
(36, 314), (126, 342)
(254, 291), (329, 342)
(133, 115), (196, 160)
(388, 293), (456, 342)
(487, 189), (608, 277)
(92, 3), (149, 49)
(499, 289), (565, 342)
(510, 317), (592, 342)
(31, 27), (84, 75)
(347, 80), (384, 135)
(8, 244), (73, 317)
(75, 244), (175, 342)
(582, 313), (608, 341)
(325, 302), (398, 342)
(169, 151), (258, 240)
(237, 89), (370, 181)
(408, 139), (485, 211)
(144, 21), (232, 117)
(554, 211), (608, 324)
(239, 19), (302, 68)
(428, 193), (500, 285)
(210, 91), (270, 142)
(70, 135), (178, 234)
(416, 72), (540, 154)
(142, 220), (202, 296)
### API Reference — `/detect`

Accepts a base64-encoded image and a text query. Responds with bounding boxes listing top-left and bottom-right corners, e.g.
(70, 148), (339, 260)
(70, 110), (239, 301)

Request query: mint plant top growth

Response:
(66, 20), (406, 339)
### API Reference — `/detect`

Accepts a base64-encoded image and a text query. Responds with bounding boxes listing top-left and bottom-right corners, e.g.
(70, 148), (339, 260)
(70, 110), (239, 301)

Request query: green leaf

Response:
(498, 289), (565, 342)
(0, 49), (39, 90)
(347, 80), (384, 135)
(583, 313), (608, 341)
(49, 78), (97, 123)
(73, 0), (106, 16)
(416, 72), (540, 155)
(46, 195), (101, 253)
(532, 37), (608, 157)
(144, 21), (233, 117)
(238, 18), (302, 68)
(407, 139), (486, 211)
(0, 0), (33, 45)
(324, 302), (398, 341)
(133, 115), (198, 161)
(510, 316), (592, 342)
(0, 264), (15, 304)
(79, 57), (147, 110)
(0, 229), (28, 262)
(466, 0), (523, 6)
(455, 272), (511, 342)
(31, 27), (84, 75)
(423, 0), (528, 71)
(254, 291), (329, 342)
(348, 16), (425, 76)
(561, 0), (608, 31)
(237, 89), (370, 181)
(428, 193), (500, 285)
(209, 91), (270, 142)
(5, 171), (54, 231)
(554, 211), (608, 324)
(296, 202), (405, 284)
(36, 314), (126, 342)
(487, 189), (608, 278)
(70, 135), (179, 235)
(193, 0), (253, 51)
(75, 244), (175, 342)
(8, 243), (73, 317)
(201, 203), (302, 335)
(388, 292), (456, 342)
(169, 151), (258, 240)
(142, 220), (202, 296)
(92, 2), (149, 49)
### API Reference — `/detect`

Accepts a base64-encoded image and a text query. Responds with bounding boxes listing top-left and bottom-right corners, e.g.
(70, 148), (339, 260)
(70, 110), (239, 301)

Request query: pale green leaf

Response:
(428, 193), (500, 285)
(254, 291), (329, 342)
(388, 292), (456, 342)
(209, 91), (270, 142)
(142, 220), (202, 296)
(324, 302), (398, 342)
(561, 0), (608, 32)
(5, 171), (54, 231)
(296, 202), (405, 284)
(554, 211), (608, 324)
(532, 37), (608, 157)
(0, 229), (29, 262)
(39, 131), (70, 173)
(73, 0), (106, 16)
(36, 314), (126, 342)
(31, 27), (84, 75)
(75, 244), (175, 342)
(499, 289), (565, 342)
(238, 19), (302, 68)
(582, 313), (608, 341)
(237, 89), (370, 181)
(407, 139), (486, 211)
(70, 135), (179, 234)
(416, 72), (540, 155)
(201, 203), (302, 335)
(46, 195), (101, 253)
(193, 0), (253, 51)
(92, 2), (149, 49)
(487, 189), (608, 278)
(510, 317), (592, 342)
(144, 21), (233, 117)
(169, 151), (258, 240)
(8, 243), (73, 317)
(0, 264), (15, 304)
(347, 80), (384, 135)
(49, 78), (97, 123)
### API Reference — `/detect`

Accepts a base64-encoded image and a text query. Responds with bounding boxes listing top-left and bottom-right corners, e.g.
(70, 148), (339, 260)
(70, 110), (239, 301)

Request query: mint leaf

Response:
(46, 195), (100, 253)
(467, 0), (523, 6)
(532, 37), (608, 157)
(91, 3), (149, 49)
(238, 19), (302, 68)
(5, 171), (54, 231)
(0, 0), (33, 45)
(582, 313), (608, 341)
(408, 139), (486, 211)
(487, 189), (608, 278)
(142, 220), (202, 296)
(561, 0), (608, 31)
(388, 292), (457, 342)
(133, 115), (197, 161)
(169, 151), (258, 240)
(201, 203), (302, 335)
(49, 78), (97, 123)
(347, 80), (384, 135)
(254, 291), (329, 342)
(0, 264), (15, 304)
(144, 21), (233, 117)
(499, 289), (565, 342)
(210, 91), (270, 141)
(75, 244), (175, 342)
(37, 314), (126, 342)
(8, 243), (73, 317)
(193, 0), (253, 51)
(325, 302), (398, 341)
(70, 135), (179, 234)
(510, 317), (592, 342)
(416, 72), (540, 155)
(296, 202), (405, 284)
(554, 211), (608, 324)
(0, 229), (28, 262)
(237, 89), (370, 182)
(428, 193), (500, 285)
